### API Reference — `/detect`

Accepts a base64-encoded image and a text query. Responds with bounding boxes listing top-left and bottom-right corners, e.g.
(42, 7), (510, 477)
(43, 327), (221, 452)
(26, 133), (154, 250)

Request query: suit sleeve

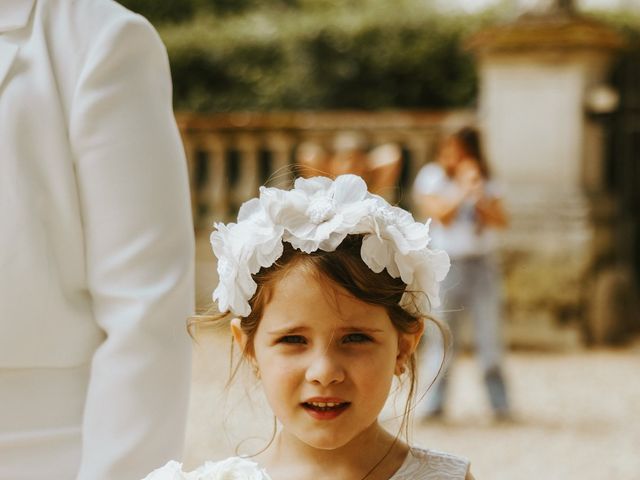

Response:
(68, 14), (195, 480)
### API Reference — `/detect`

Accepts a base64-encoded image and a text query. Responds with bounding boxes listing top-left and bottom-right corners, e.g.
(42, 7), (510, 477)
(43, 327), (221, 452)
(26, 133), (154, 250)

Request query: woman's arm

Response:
(415, 190), (467, 226)
(475, 196), (508, 228)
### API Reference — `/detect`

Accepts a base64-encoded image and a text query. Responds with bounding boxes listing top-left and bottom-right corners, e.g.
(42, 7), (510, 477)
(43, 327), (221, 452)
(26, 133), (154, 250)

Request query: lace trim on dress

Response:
(390, 447), (470, 480)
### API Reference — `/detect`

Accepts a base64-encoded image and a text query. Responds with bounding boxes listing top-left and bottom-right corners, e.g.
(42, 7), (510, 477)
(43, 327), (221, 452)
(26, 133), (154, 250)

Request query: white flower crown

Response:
(142, 457), (270, 480)
(211, 174), (450, 318)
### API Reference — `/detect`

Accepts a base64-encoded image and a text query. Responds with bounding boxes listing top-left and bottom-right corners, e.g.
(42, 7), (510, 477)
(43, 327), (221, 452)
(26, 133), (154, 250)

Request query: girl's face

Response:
(232, 265), (421, 452)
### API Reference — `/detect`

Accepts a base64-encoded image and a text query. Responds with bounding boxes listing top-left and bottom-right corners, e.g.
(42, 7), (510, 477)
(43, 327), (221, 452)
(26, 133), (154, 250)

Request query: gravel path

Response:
(183, 327), (640, 480)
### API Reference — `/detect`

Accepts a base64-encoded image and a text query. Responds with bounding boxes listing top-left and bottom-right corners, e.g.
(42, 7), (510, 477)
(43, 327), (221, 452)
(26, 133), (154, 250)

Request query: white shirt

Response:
(413, 162), (500, 259)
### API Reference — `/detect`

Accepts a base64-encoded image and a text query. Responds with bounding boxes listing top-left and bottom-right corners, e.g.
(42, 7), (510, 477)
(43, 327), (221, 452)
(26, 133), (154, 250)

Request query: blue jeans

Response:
(419, 255), (509, 415)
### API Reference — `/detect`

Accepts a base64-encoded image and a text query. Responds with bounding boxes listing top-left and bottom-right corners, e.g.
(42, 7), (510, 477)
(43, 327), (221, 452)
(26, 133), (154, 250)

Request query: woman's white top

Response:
(413, 162), (500, 259)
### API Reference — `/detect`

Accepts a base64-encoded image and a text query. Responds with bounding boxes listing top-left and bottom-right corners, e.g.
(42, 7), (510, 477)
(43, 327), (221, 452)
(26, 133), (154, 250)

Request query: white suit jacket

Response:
(0, 0), (194, 479)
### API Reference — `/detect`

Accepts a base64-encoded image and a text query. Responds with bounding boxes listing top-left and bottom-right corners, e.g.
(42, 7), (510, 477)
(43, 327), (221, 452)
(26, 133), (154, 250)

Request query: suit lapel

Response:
(0, 0), (36, 32)
(0, 0), (35, 92)
(0, 39), (18, 93)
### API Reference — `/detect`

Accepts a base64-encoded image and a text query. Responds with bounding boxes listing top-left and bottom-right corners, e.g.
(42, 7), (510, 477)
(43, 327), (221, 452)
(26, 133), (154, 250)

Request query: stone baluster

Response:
(406, 131), (432, 172)
(182, 134), (201, 225)
(369, 131), (397, 147)
(234, 133), (261, 207)
(404, 131), (437, 211)
(201, 133), (229, 225)
(265, 132), (294, 188)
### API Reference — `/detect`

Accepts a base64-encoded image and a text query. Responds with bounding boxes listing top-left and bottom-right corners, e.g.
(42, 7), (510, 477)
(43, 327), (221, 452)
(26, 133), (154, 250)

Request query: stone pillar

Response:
(468, 14), (623, 346)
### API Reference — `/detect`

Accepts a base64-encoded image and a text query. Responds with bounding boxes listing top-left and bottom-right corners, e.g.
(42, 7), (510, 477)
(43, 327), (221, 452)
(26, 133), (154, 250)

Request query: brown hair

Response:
(451, 126), (491, 179)
(190, 234), (450, 447)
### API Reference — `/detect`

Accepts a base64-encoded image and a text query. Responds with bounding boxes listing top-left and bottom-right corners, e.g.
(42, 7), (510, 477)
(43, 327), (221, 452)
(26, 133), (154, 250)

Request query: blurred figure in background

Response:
(0, 0), (194, 478)
(330, 130), (370, 178)
(295, 131), (402, 201)
(413, 126), (511, 421)
(294, 141), (330, 178)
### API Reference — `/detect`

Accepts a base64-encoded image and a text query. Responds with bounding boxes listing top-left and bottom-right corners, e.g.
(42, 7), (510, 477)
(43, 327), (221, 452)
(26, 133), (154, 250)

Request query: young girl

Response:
(144, 174), (475, 479)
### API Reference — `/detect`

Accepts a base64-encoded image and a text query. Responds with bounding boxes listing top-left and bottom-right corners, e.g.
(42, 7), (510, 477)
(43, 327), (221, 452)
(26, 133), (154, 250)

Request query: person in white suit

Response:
(0, 0), (195, 479)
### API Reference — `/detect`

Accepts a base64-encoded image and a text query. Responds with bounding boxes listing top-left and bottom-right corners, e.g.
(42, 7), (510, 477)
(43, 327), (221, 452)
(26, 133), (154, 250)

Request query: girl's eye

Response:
(342, 333), (373, 344)
(277, 335), (306, 345)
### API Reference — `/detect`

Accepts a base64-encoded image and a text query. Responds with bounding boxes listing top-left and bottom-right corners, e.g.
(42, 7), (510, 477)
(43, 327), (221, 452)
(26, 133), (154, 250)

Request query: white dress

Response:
(390, 447), (471, 479)
(143, 447), (471, 480)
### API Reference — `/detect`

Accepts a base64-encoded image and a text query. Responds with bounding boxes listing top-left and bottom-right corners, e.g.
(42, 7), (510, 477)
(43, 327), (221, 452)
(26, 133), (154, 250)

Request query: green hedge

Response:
(118, 1), (640, 112)
(118, 0), (301, 22)
(592, 9), (640, 40)
(119, 1), (500, 111)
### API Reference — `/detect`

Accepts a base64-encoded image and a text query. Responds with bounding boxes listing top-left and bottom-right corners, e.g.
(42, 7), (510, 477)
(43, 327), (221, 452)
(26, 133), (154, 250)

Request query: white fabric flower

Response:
(260, 174), (375, 253)
(210, 174), (450, 318)
(141, 461), (187, 480)
(211, 199), (283, 317)
(360, 200), (430, 275)
(399, 248), (451, 314)
(190, 457), (271, 480)
(140, 457), (271, 480)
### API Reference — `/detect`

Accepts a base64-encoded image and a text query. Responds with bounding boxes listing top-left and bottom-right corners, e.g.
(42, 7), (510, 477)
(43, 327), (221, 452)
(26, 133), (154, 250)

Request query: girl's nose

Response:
(304, 349), (345, 386)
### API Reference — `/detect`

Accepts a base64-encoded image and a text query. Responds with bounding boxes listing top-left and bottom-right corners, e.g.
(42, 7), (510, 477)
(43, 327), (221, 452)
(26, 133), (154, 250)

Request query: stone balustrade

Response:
(176, 110), (473, 228)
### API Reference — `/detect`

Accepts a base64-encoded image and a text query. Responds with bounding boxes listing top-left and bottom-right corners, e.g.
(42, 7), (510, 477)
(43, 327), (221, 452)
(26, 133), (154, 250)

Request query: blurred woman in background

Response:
(413, 126), (511, 422)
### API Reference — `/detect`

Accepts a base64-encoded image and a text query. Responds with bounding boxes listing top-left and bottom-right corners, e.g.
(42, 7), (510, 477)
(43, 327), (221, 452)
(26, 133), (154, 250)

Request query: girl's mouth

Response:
(301, 401), (350, 420)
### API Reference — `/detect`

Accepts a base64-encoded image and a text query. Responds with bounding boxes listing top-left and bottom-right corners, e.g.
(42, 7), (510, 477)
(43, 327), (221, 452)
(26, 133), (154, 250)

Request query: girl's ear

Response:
(395, 320), (425, 375)
(230, 317), (260, 376)
(230, 317), (248, 352)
